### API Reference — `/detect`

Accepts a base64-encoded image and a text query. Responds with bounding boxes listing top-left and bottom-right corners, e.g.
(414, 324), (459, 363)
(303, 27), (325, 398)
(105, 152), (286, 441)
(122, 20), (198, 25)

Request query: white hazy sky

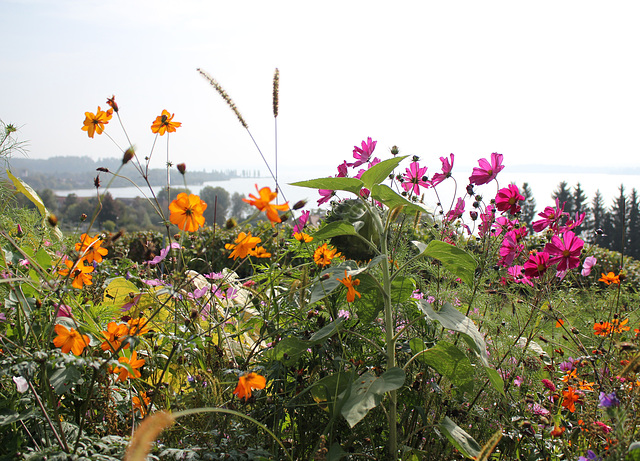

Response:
(3, 0), (640, 189)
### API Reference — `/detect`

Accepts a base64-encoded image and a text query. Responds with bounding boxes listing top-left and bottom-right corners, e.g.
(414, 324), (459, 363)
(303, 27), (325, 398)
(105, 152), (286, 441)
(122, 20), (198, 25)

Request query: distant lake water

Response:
(56, 170), (640, 212)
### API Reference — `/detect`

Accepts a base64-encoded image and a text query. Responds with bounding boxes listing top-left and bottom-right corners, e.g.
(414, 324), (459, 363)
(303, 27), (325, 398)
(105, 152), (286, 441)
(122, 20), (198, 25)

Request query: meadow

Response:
(1, 71), (640, 461)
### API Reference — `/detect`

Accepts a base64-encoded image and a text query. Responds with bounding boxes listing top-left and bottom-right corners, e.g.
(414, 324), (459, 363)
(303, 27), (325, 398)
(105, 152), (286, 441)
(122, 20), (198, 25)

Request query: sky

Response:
(2, 0), (640, 205)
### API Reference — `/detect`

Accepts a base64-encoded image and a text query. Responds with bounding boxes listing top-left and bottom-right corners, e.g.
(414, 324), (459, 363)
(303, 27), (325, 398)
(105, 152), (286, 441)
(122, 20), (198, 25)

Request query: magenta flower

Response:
(507, 265), (533, 286)
(495, 184), (525, 215)
(293, 210), (310, 234)
(337, 161), (349, 178)
(478, 205), (496, 237)
(532, 199), (568, 233)
(499, 231), (523, 267)
(431, 153), (454, 186)
(402, 161), (430, 195)
(564, 211), (586, 232)
(446, 197), (465, 221)
(317, 189), (334, 205)
(349, 137), (377, 167)
(469, 152), (504, 186)
(523, 251), (551, 278)
(581, 256), (597, 276)
(544, 231), (584, 271)
(147, 242), (181, 265)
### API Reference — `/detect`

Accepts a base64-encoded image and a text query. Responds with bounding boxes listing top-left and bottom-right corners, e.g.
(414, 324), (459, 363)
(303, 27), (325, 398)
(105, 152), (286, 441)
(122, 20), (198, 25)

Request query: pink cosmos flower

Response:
(337, 161), (349, 178)
(544, 231), (584, 271)
(581, 256), (597, 276)
(532, 199), (568, 233)
(317, 189), (334, 205)
(507, 265), (533, 286)
(478, 205), (496, 237)
(469, 152), (504, 186)
(523, 251), (551, 278)
(402, 161), (430, 195)
(499, 231), (523, 267)
(293, 210), (310, 234)
(431, 153), (454, 186)
(541, 379), (556, 392)
(495, 184), (525, 215)
(446, 197), (465, 221)
(564, 211), (586, 232)
(349, 137), (377, 167)
(147, 242), (181, 265)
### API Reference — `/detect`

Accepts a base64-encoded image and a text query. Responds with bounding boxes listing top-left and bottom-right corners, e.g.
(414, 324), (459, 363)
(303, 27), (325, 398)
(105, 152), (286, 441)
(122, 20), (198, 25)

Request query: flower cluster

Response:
(58, 233), (108, 289)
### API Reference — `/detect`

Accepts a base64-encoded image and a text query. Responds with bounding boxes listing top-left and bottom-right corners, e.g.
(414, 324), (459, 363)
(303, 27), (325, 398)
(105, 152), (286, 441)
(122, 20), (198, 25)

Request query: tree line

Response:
(519, 181), (640, 259)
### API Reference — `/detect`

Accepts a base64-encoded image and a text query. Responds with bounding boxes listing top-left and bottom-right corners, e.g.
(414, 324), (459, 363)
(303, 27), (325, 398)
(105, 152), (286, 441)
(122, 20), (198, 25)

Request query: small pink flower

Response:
(337, 161), (349, 177)
(293, 210), (310, 234)
(499, 231), (523, 267)
(541, 379), (556, 392)
(431, 153), (454, 186)
(349, 137), (377, 167)
(402, 161), (430, 195)
(469, 152), (504, 186)
(495, 184), (525, 215)
(581, 256), (597, 276)
(532, 199), (569, 233)
(317, 189), (334, 205)
(446, 198), (465, 221)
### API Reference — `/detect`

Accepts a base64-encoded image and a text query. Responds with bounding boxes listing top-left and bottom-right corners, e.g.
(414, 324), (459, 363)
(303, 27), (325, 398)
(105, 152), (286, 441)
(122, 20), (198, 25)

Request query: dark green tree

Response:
(551, 181), (573, 215)
(571, 183), (588, 235)
(230, 192), (250, 219)
(608, 184), (627, 253)
(200, 186), (230, 227)
(520, 182), (536, 233)
(627, 188), (640, 259)
(37, 189), (58, 212)
(590, 190), (607, 246)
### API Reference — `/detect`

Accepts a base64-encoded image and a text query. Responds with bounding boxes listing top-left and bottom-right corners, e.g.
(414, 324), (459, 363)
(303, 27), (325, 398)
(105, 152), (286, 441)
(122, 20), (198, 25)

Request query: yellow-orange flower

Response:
(594, 321), (611, 336)
(82, 106), (113, 138)
(337, 270), (361, 302)
(150, 109), (182, 135)
(294, 232), (313, 243)
(313, 243), (341, 268)
(58, 259), (94, 289)
(169, 193), (207, 232)
(100, 321), (130, 352)
(599, 272), (620, 285)
(132, 391), (150, 417)
(243, 185), (289, 225)
(233, 372), (266, 401)
(53, 324), (90, 355)
(75, 233), (108, 263)
(225, 232), (261, 260)
(128, 317), (150, 336)
(550, 424), (565, 437)
(561, 386), (580, 413)
(113, 350), (145, 382)
(249, 246), (271, 258)
(611, 318), (630, 334)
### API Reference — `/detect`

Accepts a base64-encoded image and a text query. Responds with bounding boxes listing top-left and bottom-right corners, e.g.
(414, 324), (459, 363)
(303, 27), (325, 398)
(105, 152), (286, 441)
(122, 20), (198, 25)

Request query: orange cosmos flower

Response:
(611, 318), (630, 334)
(150, 109), (182, 135)
(53, 324), (90, 355)
(113, 350), (145, 382)
(100, 321), (130, 352)
(294, 232), (313, 243)
(58, 259), (94, 289)
(550, 424), (565, 437)
(81, 106), (113, 138)
(225, 232), (261, 260)
(132, 391), (150, 417)
(128, 317), (150, 336)
(337, 270), (361, 302)
(561, 386), (580, 413)
(233, 372), (266, 401)
(243, 185), (289, 225)
(594, 321), (612, 337)
(313, 243), (341, 268)
(75, 233), (109, 263)
(169, 193), (207, 232)
(249, 246), (271, 258)
(599, 272), (620, 285)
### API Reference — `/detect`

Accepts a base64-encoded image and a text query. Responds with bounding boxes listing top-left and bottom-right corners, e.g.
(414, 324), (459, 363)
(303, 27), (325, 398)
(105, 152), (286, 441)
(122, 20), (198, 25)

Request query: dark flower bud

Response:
(475, 195), (482, 202)
(225, 218), (237, 229)
(80, 213), (87, 222)
(469, 211), (478, 221)
(96, 167), (110, 173)
(16, 224), (23, 237)
(177, 163), (186, 175)
(390, 145), (399, 156)
(94, 175), (101, 188)
(473, 201), (480, 208)
(411, 155), (420, 162)
(47, 214), (58, 227)
(122, 146), (135, 165)
(292, 200), (307, 210)
(466, 184), (474, 195)
(106, 95), (119, 113)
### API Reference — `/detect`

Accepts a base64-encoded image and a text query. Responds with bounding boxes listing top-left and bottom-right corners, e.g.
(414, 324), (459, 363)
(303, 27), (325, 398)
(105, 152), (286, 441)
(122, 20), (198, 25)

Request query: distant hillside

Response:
(4, 156), (240, 190)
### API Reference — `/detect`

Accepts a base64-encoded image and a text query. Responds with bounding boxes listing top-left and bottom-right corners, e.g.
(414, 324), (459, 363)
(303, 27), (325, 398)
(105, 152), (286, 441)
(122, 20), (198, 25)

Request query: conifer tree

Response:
(627, 188), (640, 259)
(590, 190), (607, 246)
(608, 184), (627, 254)
(552, 181), (573, 215)
(520, 182), (537, 233)
(571, 183), (589, 235)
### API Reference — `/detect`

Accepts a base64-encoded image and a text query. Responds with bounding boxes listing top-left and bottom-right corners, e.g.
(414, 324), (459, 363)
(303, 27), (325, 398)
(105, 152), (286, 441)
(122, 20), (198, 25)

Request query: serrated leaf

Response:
(412, 240), (477, 286)
(340, 368), (405, 427)
(439, 416), (481, 459)
(290, 177), (364, 195)
(360, 155), (408, 190)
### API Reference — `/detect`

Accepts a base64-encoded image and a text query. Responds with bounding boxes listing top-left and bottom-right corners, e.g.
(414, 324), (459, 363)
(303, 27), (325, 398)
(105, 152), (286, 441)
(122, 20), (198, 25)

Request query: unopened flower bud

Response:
(80, 213), (87, 222)
(16, 224), (23, 237)
(466, 184), (474, 195)
(292, 200), (307, 210)
(469, 211), (478, 221)
(122, 146), (135, 165)
(106, 95), (119, 113)
(225, 218), (237, 229)
(390, 145), (399, 156)
(94, 175), (101, 188)
(47, 214), (58, 227)
(177, 163), (186, 175)
(411, 155), (420, 162)
(96, 167), (110, 173)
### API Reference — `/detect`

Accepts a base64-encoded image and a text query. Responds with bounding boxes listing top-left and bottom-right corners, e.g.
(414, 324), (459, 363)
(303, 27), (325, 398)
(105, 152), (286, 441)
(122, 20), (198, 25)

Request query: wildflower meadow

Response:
(3, 69), (640, 461)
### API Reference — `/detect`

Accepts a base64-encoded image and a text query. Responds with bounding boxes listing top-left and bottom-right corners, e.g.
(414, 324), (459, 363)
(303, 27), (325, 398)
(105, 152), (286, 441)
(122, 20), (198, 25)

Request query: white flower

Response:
(13, 376), (28, 393)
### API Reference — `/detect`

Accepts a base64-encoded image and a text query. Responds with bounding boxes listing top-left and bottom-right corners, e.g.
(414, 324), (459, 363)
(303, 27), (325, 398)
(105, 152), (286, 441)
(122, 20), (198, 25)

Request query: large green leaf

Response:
(484, 366), (505, 396)
(410, 339), (475, 393)
(340, 367), (405, 427)
(412, 240), (477, 286)
(360, 155), (408, 190)
(0, 409), (35, 426)
(50, 365), (84, 394)
(420, 301), (488, 366)
(290, 177), (364, 195)
(370, 184), (426, 213)
(312, 221), (360, 241)
(439, 416), (481, 459)
(391, 276), (415, 304)
(293, 370), (355, 413)
(268, 318), (345, 365)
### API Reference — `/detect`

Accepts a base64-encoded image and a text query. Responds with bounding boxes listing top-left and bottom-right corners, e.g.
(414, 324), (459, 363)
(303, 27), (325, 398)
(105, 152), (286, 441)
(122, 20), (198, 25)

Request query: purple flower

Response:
(349, 137), (377, 167)
(337, 309), (350, 319)
(598, 391), (620, 408)
(495, 184), (525, 215)
(147, 242), (181, 265)
(54, 303), (73, 318)
(205, 271), (224, 280)
(402, 161), (430, 195)
(559, 358), (574, 372)
(578, 450), (601, 461)
(431, 153), (454, 186)
(411, 290), (424, 300)
(582, 256), (597, 277)
(469, 152), (504, 186)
